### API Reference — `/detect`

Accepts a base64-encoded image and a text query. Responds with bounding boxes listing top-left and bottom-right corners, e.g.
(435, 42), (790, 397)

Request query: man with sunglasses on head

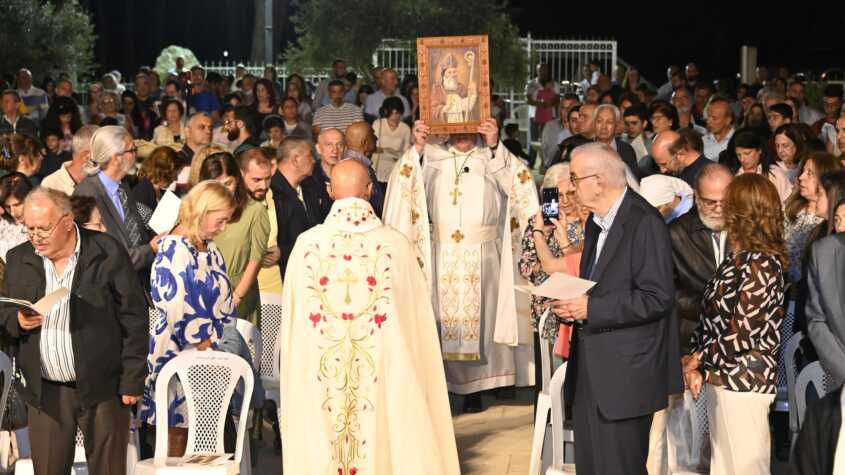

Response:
(1, 187), (147, 475)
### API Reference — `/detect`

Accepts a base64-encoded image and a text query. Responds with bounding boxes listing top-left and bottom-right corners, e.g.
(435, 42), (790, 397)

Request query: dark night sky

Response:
(81, 1), (845, 86)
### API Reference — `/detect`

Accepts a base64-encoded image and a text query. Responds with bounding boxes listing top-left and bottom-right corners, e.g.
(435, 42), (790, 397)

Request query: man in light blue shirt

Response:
(364, 68), (410, 120)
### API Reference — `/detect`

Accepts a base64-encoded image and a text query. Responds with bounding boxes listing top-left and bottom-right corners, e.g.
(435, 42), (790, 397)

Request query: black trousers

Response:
(28, 380), (130, 475)
(572, 338), (652, 475)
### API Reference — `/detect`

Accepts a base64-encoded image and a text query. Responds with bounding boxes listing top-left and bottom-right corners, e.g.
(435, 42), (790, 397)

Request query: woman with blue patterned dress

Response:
(141, 181), (237, 450)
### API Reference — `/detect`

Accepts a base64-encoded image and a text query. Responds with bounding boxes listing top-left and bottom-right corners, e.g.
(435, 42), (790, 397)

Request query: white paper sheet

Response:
(529, 272), (596, 300)
(0, 287), (71, 316)
(148, 190), (182, 234)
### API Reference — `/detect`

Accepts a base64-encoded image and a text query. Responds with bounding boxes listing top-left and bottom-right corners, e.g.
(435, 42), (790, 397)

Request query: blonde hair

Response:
(188, 144), (227, 187)
(178, 180), (236, 247)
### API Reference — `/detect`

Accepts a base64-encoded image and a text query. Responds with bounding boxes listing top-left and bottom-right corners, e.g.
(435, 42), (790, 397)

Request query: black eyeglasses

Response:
(570, 173), (599, 185)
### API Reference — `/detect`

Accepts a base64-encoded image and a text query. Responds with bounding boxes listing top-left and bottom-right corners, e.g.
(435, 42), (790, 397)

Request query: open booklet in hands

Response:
(0, 287), (70, 316)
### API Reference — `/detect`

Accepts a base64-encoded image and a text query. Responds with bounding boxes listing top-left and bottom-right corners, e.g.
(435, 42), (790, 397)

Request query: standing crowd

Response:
(0, 55), (843, 475)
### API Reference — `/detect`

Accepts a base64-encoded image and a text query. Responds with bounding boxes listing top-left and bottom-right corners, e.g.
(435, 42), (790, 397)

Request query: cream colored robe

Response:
(383, 142), (539, 394)
(280, 198), (459, 475)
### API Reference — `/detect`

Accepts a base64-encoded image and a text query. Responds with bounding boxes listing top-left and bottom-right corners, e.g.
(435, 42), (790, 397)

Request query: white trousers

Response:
(706, 384), (775, 475)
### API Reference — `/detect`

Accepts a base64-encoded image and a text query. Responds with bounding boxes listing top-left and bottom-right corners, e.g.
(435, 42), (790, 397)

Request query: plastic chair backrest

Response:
(235, 319), (263, 370)
(149, 306), (162, 336)
(548, 361), (568, 468)
(258, 293), (282, 380)
(537, 309), (553, 393)
(0, 352), (12, 427)
(795, 361), (829, 430)
(784, 332), (805, 434)
(153, 350), (254, 466)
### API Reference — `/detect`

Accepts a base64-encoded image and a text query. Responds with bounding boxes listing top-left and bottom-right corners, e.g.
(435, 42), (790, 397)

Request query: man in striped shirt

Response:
(2, 187), (147, 475)
(312, 80), (364, 136)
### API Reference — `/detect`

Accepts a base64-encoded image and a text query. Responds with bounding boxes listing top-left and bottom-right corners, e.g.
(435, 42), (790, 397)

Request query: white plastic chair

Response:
(134, 350), (254, 475)
(258, 293), (282, 424)
(546, 361), (575, 474)
(531, 310), (575, 475)
(234, 320), (263, 371)
(784, 331), (805, 444)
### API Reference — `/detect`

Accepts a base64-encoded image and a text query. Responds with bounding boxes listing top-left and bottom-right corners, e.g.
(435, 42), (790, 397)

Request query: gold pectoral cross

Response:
(338, 268), (359, 304)
(450, 182), (462, 205)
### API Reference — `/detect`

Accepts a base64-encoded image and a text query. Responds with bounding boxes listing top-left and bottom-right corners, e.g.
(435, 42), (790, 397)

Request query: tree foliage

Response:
(0, 0), (96, 80)
(287, 0), (527, 90)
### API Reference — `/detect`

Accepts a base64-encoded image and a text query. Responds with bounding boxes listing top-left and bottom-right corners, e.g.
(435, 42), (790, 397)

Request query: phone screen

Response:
(541, 188), (560, 225)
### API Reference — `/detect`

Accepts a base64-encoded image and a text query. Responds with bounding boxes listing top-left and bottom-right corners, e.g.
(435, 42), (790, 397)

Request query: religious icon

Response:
(417, 35), (491, 135)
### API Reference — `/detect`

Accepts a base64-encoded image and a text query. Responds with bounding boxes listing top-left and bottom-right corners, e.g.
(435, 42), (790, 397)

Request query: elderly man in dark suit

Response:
(593, 103), (642, 183)
(73, 125), (160, 288)
(1, 187), (147, 475)
(552, 142), (681, 474)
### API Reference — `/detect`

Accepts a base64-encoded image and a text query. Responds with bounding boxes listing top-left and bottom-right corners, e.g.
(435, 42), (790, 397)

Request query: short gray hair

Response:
(571, 142), (627, 188)
(23, 187), (72, 216)
(593, 103), (621, 123)
(187, 112), (211, 128)
(87, 125), (130, 175)
(71, 125), (98, 158)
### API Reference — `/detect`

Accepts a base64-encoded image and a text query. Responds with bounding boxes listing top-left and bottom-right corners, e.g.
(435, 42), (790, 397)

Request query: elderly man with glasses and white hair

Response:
(1, 187), (147, 475)
(73, 125), (161, 289)
(552, 142), (681, 475)
(592, 103), (642, 184)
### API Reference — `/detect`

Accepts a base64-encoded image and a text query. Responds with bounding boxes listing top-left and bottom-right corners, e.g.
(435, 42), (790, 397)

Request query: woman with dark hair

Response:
(725, 129), (792, 202)
(151, 98), (185, 146)
(773, 123), (807, 184)
(684, 173), (787, 475)
(0, 133), (44, 182)
(70, 195), (107, 232)
(41, 76), (56, 98)
(199, 150), (269, 324)
(549, 134), (591, 168)
(277, 96), (313, 141)
(121, 90), (144, 137)
(0, 172), (33, 259)
(133, 146), (181, 209)
(284, 76), (312, 123)
(252, 78), (278, 126)
(648, 100), (679, 134)
(741, 102), (768, 132)
(41, 96), (83, 153)
(372, 96), (411, 182)
(356, 84), (374, 109)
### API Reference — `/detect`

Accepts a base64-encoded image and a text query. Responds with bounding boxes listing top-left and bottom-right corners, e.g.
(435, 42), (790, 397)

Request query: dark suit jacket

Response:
(669, 206), (729, 353)
(271, 171), (322, 276)
(0, 229), (148, 409)
(791, 385), (841, 475)
(806, 234), (845, 383)
(614, 137), (642, 183)
(564, 190), (682, 420)
(73, 174), (155, 275)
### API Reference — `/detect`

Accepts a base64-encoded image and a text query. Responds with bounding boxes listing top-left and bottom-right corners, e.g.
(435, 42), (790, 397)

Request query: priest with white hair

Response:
(383, 117), (539, 411)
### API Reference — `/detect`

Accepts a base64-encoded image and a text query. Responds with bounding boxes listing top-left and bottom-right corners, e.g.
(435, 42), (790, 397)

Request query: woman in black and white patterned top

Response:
(685, 173), (787, 475)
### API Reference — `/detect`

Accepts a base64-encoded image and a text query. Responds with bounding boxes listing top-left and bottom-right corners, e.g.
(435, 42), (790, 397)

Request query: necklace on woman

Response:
(450, 151), (473, 205)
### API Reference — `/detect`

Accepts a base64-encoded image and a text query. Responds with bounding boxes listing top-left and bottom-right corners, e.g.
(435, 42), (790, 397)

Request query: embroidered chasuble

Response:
(384, 142), (539, 393)
(281, 198), (459, 474)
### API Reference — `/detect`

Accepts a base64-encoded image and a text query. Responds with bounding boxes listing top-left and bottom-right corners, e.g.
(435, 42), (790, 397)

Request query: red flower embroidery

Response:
(309, 313), (321, 327)
(319, 276), (329, 286)
(343, 255), (352, 261)
(342, 313), (355, 321)
(353, 220), (360, 226)
(374, 314), (387, 328)
(351, 468), (358, 475)
(367, 276), (376, 286)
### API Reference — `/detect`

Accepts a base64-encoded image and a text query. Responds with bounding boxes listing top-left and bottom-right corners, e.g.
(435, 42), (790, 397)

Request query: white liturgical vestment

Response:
(383, 141), (540, 393)
(281, 198), (460, 475)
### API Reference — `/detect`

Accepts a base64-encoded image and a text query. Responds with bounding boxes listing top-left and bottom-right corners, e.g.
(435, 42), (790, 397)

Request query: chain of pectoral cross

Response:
(450, 151), (473, 206)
